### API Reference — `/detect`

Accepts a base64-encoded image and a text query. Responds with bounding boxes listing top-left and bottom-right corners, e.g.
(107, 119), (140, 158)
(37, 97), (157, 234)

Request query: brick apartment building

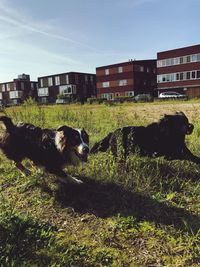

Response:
(96, 60), (157, 99)
(0, 74), (38, 106)
(157, 44), (200, 97)
(37, 72), (96, 103)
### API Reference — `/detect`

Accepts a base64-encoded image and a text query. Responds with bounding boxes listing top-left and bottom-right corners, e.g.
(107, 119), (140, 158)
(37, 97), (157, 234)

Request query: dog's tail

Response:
(0, 116), (15, 133)
(90, 132), (113, 154)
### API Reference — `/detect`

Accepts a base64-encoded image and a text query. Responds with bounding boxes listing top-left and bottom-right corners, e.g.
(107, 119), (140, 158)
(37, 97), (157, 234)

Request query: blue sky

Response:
(0, 0), (199, 81)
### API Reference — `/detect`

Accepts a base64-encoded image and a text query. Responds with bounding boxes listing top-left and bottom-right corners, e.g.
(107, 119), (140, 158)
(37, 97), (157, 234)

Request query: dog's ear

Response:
(175, 111), (185, 116)
(57, 125), (72, 132)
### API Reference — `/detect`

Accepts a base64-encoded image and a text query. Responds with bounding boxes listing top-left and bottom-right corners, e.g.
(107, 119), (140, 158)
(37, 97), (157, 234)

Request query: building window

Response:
(119, 79), (127, 86)
(55, 76), (60, 85)
(118, 66), (123, 73)
(101, 93), (108, 99)
(102, 82), (110, 88)
(174, 57), (179, 65)
(59, 85), (73, 94)
(38, 87), (49, 96)
(40, 79), (43, 87)
(48, 77), (53, 86)
(139, 66), (144, 72)
(125, 91), (134, 97)
(90, 75), (94, 83)
(191, 71), (196, 79)
(9, 91), (23, 99)
(66, 74), (69, 84)
(105, 69), (109, 75)
(75, 74), (79, 84)
(6, 84), (11, 91)
(21, 82), (24, 90)
(186, 72), (190, 80)
(84, 75), (88, 83)
(186, 55), (191, 63)
(197, 71), (200, 79)
(31, 83), (34, 90)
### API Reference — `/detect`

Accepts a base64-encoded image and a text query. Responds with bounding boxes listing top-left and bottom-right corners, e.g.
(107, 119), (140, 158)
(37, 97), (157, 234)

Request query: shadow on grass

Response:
(51, 176), (200, 234)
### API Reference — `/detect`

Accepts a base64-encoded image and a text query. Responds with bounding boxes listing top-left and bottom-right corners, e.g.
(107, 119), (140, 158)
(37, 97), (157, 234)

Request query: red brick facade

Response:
(96, 60), (157, 99)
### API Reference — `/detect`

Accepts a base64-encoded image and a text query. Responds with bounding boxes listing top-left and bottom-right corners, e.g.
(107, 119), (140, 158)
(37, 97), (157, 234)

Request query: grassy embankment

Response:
(0, 100), (200, 266)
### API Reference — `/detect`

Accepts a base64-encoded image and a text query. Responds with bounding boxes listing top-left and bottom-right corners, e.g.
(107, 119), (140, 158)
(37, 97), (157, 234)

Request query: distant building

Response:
(157, 44), (200, 97)
(37, 72), (96, 103)
(0, 74), (38, 106)
(96, 60), (157, 99)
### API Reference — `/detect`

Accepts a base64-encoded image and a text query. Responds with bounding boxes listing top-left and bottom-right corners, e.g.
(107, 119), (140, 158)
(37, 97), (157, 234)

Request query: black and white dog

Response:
(0, 116), (89, 184)
(91, 112), (200, 164)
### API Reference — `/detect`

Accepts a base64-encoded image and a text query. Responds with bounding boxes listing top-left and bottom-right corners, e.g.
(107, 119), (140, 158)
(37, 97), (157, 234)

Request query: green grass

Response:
(0, 101), (200, 266)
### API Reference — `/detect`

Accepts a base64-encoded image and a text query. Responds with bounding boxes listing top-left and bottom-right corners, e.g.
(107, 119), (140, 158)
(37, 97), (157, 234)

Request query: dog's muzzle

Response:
(186, 123), (194, 135)
(75, 144), (89, 162)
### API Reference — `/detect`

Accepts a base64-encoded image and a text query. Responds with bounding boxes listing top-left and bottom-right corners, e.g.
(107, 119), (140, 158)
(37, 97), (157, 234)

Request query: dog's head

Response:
(55, 125), (89, 162)
(160, 111), (194, 135)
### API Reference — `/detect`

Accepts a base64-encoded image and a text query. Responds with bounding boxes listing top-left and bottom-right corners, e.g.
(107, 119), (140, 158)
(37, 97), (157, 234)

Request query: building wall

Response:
(96, 60), (156, 99)
(157, 45), (200, 97)
(0, 75), (38, 105)
(37, 72), (96, 103)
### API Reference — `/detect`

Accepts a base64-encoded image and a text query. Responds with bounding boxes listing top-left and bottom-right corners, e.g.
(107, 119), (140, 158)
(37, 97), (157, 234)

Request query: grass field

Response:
(0, 100), (200, 266)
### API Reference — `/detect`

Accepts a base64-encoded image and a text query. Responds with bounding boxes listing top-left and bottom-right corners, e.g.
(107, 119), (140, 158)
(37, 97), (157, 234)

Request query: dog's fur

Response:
(0, 116), (89, 184)
(91, 112), (200, 164)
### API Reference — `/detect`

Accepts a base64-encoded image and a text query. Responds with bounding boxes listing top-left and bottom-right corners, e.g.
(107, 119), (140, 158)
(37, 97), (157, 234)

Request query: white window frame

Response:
(0, 92), (2, 100)
(59, 85), (73, 95)
(48, 77), (53, 86)
(105, 69), (109, 75)
(55, 76), (60, 86)
(9, 90), (23, 99)
(6, 83), (11, 91)
(125, 91), (134, 97)
(66, 74), (69, 84)
(102, 81), (110, 88)
(40, 78), (43, 87)
(119, 79), (127, 86)
(118, 66), (123, 73)
(38, 87), (49, 96)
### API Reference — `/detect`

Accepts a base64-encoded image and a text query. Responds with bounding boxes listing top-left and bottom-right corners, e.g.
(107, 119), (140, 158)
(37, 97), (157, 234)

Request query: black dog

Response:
(91, 112), (200, 164)
(0, 116), (89, 184)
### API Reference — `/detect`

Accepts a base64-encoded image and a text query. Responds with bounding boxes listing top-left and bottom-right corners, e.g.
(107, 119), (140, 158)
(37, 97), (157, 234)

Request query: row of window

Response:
(0, 82), (35, 92)
(102, 79), (128, 88)
(157, 53), (200, 68)
(40, 74), (94, 87)
(104, 66), (155, 75)
(102, 79), (155, 88)
(157, 70), (200, 83)
(38, 85), (77, 97)
(101, 91), (134, 100)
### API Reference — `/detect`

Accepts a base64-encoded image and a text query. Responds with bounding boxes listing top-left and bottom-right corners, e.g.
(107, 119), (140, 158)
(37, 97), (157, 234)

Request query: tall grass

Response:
(0, 102), (200, 266)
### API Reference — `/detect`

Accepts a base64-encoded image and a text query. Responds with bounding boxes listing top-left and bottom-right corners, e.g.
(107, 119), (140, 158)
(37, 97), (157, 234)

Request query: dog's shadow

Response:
(42, 176), (200, 234)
